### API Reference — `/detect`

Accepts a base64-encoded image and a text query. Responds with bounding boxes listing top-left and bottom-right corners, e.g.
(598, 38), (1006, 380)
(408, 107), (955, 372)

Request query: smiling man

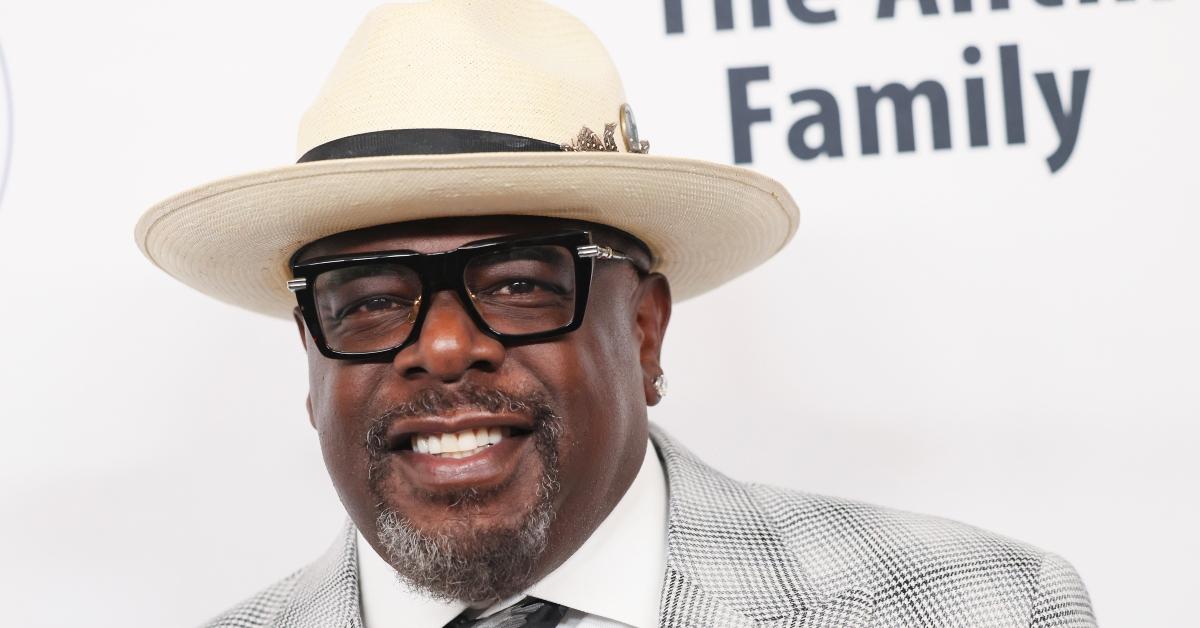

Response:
(295, 216), (668, 616)
(136, 2), (1095, 627)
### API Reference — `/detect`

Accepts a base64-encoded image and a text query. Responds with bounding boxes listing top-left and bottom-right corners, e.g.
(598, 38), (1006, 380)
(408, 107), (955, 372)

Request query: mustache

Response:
(365, 384), (555, 456)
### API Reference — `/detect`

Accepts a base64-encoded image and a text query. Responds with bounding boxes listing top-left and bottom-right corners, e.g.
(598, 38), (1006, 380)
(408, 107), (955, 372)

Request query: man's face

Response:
(294, 216), (671, 603)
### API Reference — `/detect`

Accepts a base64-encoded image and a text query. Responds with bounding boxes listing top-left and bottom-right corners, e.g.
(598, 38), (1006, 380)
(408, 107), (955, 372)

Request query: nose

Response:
(392, 290), (505, 382)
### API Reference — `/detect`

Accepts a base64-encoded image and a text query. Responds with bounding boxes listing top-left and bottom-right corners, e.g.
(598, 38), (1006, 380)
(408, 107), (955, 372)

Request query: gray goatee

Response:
(366, 385), (563, 604)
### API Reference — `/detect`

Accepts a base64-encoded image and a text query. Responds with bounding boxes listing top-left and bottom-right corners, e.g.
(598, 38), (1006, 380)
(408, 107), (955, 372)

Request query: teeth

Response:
(411, 426), (512, 457)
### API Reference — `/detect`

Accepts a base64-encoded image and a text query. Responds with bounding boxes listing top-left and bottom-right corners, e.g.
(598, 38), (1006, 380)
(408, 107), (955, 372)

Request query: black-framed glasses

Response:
(288, 230), (643, 361)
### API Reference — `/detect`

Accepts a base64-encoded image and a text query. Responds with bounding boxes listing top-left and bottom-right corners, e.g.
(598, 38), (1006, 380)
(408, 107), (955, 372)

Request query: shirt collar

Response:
(357, 530), (465, 627)
(357, 439), (668, 628)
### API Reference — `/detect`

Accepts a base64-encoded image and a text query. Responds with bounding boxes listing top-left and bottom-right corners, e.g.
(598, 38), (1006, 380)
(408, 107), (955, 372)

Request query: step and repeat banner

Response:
(0, 1), (1193, 626)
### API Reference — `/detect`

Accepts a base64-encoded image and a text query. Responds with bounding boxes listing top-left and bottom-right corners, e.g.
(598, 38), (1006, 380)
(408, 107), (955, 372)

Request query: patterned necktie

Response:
(442, 596), (568, 628)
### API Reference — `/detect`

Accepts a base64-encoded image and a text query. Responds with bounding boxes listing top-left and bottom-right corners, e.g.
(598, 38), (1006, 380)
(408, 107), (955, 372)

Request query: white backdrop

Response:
(0, 1), (1195, 626)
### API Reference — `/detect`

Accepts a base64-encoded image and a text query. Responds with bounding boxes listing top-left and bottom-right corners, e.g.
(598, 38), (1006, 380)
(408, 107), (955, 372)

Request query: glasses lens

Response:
(313, 263), (422, 353)
(464, 244), (578, 335)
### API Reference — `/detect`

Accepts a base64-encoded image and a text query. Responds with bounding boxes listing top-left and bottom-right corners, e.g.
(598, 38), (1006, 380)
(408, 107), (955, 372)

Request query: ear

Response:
(633, 274), (672, 406)
(293, 308), (317, 429)
(292, 307), (309, 350)
(305, 395), (316, 430)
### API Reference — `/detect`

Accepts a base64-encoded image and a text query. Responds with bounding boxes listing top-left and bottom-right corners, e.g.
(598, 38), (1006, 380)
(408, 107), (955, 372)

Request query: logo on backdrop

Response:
(0, 41), (11, 208)
(664, 0), (1162, 174)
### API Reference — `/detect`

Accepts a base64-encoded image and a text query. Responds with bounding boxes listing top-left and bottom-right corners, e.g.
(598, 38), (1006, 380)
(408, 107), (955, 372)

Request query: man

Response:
(136, 1), (1095, 626)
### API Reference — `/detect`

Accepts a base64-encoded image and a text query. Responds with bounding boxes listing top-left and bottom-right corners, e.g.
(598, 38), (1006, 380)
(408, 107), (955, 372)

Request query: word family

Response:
(730, 44), (1089, 172)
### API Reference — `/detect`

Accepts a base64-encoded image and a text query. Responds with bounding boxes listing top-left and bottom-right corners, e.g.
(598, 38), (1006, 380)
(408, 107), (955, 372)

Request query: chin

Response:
(371, 470), (561, 604)
(385, 483), (544, 535)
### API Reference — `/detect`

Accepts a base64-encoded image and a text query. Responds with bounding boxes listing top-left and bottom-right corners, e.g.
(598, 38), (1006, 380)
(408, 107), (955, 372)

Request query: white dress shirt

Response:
(357, 439), (668, 628)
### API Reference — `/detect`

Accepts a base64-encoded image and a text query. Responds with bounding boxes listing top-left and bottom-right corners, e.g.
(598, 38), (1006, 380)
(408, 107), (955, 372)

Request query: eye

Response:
(360, 297), (401, 311)
(495, 280), (539, 296)
(339, 296), (412, 319)
(484, 279), (569, 298)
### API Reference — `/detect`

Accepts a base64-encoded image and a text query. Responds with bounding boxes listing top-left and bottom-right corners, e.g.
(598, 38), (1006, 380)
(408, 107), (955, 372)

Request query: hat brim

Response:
(135, 152), (799, 319)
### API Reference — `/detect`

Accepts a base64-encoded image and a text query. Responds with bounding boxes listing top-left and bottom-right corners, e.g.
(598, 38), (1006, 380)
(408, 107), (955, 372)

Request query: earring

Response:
(653, 373), (668, 400)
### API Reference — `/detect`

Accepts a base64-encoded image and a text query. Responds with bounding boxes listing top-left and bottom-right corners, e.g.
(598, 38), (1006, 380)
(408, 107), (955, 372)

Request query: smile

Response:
(409, 426), (521, 459)
(382, 414), (538, 491)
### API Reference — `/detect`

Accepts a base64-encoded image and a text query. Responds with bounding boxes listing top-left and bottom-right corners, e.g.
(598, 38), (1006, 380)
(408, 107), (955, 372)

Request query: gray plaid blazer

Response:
(206, 425), (1095, 627)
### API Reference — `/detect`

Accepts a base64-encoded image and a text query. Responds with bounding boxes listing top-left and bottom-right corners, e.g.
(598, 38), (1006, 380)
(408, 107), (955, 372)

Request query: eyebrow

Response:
(322, 263), (417, 285)
(474, 245), (566, 264)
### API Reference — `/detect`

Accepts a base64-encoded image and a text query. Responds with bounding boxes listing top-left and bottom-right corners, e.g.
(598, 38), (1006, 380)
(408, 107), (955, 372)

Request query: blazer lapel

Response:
(650, 425), (875, 628)
(276, 522), (365, 628)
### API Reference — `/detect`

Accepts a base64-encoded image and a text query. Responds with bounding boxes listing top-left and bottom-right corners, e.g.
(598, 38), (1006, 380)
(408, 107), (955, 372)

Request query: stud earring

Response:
(653, 373), (668, 400)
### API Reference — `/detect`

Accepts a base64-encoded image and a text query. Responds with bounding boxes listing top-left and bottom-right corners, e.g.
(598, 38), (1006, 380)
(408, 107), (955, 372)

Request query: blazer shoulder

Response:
(745, 483), (1096, 627)
(198, 523), (362, 628)
(201, 568), (303, 628)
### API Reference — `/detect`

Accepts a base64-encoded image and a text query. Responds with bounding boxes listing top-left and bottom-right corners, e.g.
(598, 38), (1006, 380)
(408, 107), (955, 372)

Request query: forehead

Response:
(296, 215), (648, 262)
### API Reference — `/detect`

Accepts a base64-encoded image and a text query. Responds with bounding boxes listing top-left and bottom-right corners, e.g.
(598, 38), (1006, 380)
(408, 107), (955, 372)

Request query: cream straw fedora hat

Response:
(135, 0), (799, 319)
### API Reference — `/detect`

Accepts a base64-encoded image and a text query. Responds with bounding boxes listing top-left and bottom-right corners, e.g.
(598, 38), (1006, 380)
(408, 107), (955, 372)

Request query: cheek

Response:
(306, 347), (381, 512)
(306, 344), (388, 431)
(307, 346), (349, 437)
(576, 276), (645, 407)
(534, 277), (646, 492)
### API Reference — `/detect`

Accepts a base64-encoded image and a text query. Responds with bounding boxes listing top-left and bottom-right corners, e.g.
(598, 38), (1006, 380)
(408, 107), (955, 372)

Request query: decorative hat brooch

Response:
(562, 104), (650, 154)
